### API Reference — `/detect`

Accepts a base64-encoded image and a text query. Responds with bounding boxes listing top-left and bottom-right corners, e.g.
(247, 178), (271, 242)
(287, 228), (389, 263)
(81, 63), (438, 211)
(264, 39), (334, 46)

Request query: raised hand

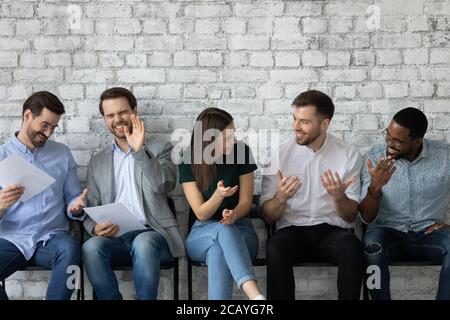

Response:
(69, 188), (88, 216)
(368, 157), (396, 191)
(275, 170), (301, 204)
(214, 180), (239, 199)
(320, 170), (356, 199)
(124, 114), (145, 152)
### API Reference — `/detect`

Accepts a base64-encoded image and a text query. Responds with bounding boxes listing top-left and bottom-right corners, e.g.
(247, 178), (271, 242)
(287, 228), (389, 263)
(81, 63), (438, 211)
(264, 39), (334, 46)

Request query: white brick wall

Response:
(1, 0), (450, 300)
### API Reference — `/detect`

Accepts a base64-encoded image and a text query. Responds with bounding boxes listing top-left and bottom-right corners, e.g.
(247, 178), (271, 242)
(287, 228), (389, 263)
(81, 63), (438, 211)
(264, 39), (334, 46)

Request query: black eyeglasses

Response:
(30, 111), (59, 132)
(381, 128), (404, 148)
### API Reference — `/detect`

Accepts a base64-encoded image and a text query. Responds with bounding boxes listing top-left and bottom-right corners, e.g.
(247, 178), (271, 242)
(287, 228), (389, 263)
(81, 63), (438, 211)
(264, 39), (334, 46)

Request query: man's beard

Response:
(295, 129), (321, 146)
(27, 127), (48, 148)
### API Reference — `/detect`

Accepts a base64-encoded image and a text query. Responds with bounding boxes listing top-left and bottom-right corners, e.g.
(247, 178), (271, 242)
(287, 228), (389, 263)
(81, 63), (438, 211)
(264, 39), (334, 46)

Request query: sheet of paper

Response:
(84, 202), (147, 237)
(0, 153), (56, 202)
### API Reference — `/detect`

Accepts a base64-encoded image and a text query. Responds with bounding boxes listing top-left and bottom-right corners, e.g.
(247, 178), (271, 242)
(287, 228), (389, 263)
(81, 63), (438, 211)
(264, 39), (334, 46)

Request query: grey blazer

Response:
(83, 138), (185, 258)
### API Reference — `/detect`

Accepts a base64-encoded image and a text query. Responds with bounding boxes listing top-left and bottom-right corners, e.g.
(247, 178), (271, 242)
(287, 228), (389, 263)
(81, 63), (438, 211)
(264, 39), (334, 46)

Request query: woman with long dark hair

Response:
(178, 107), (265, 300)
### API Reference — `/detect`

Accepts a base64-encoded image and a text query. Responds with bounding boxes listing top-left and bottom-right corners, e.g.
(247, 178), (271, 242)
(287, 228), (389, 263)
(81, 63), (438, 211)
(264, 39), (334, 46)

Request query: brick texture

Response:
(1, 0), (450, 300)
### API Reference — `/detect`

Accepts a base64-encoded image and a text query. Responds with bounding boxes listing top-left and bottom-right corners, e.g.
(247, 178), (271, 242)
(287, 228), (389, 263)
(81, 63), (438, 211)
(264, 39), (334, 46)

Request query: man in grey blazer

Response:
(82, 87), (184, 300)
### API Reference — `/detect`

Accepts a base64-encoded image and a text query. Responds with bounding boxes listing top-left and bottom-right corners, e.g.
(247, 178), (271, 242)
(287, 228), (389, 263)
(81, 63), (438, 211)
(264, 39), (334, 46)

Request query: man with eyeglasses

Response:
(359, 107), (450, 300)
(0, 91), (87, 300)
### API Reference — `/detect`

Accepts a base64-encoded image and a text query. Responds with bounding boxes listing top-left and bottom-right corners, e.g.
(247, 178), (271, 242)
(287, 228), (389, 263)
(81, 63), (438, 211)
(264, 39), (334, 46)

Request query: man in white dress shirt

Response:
(261, 90), (365, 300)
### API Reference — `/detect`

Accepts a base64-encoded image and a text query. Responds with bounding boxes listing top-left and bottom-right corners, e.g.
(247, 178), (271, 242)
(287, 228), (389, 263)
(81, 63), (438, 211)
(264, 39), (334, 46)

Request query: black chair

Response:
(187, 195), (270, 300)
(90, 197), (179, 300)
(0, 220), (85, 300)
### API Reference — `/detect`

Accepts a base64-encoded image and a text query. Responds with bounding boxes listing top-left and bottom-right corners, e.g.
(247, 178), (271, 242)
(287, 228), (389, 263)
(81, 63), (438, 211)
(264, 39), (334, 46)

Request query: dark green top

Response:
(178, 141), (257, 221)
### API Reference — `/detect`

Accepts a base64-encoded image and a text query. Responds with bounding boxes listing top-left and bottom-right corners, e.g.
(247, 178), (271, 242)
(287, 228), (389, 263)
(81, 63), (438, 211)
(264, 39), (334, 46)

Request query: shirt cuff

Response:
(358, 212), (376, 225)
(259, 193), (275, 207)
(67, 207), (85, 221)
(345, 193), (360, 202)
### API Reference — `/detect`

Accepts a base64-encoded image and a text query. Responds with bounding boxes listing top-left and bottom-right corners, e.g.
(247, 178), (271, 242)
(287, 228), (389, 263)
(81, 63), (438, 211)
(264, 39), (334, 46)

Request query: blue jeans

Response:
(82, 229), (172, 300)
(186, 218), (258, 300)
(363, 226), (450, 300)
(0, 232), (81, 300)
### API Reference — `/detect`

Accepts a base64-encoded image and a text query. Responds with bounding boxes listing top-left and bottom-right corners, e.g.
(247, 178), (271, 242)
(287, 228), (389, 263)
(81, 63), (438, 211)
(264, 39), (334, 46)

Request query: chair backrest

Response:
(69, 220), (85, 243)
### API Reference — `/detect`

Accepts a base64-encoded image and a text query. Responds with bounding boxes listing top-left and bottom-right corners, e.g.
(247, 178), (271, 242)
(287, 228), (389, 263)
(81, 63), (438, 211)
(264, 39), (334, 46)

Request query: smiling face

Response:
(384, 120), (420, 160)
(292, 105), (329, 146)
(101, 97), (135, 139)
(23, 107), (61, 148)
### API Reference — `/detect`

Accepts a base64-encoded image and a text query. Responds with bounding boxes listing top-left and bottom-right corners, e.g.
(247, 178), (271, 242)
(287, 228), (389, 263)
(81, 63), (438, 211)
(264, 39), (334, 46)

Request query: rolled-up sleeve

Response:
(260, 173), (278, 207)
(358, 151), (378, 225)
(64, 149), (84, 221)
(345, 148), (364, 202)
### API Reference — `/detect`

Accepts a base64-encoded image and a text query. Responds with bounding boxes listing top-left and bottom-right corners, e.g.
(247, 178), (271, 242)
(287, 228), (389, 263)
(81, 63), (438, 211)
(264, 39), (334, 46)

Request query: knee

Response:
(342, 234), (363, 252)
(82, 237), (106, 261)
(337, 234), (364, 263)
(363, 229), (386, 256)
(216, 223), (239, 238)
(131, 232), (162, 258)
(266, 236), (289, 261)
(57, 238), (80, 264)
(364, 243), (384, 258)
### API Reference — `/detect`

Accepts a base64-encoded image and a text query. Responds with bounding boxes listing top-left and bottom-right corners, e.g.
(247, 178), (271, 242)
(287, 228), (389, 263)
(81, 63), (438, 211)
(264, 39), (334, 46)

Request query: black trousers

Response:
(267, 223), (365, 300)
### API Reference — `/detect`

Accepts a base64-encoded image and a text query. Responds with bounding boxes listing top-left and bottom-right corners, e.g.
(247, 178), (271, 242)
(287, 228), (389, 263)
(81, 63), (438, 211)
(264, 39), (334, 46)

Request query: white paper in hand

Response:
(0, 154), (56, 202)
(84, 202), (147, 237)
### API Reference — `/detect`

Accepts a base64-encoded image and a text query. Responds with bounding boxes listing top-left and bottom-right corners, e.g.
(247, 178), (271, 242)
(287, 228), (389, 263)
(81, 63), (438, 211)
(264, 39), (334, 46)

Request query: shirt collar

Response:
(111, 139), (131, 155)
(301, 133), (330, 156)
(11, 131), (35, 155)
(412, 139), (428, 163)
(315, 133), (330, 154)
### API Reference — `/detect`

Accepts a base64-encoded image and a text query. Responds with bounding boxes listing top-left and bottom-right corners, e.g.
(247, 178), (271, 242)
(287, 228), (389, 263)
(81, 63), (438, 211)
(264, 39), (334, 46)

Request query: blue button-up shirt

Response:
(360, 139), (450, 232)
(0, 134), (83, 260)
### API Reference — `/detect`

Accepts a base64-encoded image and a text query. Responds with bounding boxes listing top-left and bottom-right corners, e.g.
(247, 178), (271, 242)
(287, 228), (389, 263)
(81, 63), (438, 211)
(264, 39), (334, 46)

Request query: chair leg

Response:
(187, 258), (192, 300)
(173, 258), (179, 300)
(76, 268), (81, 301)
(77, 263), (85, 301)
(363, 276), (369, 300)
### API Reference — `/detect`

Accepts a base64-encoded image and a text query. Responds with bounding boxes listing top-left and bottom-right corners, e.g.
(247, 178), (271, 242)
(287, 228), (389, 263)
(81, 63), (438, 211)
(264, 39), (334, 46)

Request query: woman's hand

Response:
(220, 209), (237, 225)
(214, 180), (238, 199)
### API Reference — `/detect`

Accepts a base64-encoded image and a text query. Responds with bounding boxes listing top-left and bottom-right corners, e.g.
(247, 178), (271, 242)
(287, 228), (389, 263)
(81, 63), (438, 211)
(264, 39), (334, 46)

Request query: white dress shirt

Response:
(260, 133), (363, 230)
(112, 141), (148, 226)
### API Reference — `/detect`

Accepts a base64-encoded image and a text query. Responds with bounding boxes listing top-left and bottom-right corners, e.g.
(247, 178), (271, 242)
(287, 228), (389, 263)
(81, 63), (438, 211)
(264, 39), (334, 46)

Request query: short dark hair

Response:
(22, 91), (65, 117)
(292, 90), (334, 120)
(393, 107), (428, 139)
(99, 87), (137, 116)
